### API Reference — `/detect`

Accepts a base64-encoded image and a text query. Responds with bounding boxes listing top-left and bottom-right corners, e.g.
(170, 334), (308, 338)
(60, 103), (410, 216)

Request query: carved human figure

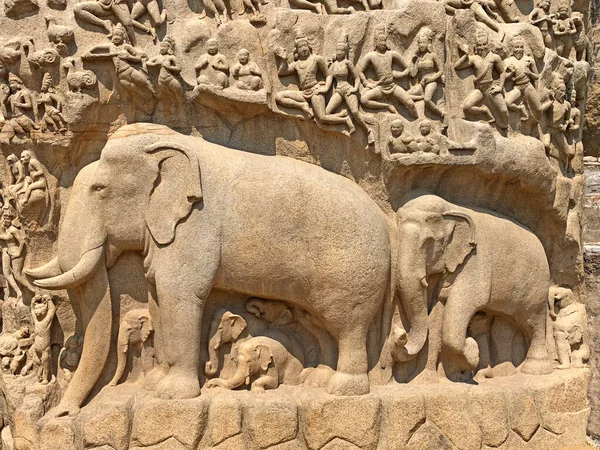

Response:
(2, 74), (39, 142)
(82, 24), (155, 113)
(231, 49), (263, 91)
(357, 27), (419, 118)
(19, 150), (48, 207)
(21, 294), (55, 384)
(388, 118), (417, 154)
(195, 39), (230, 90)
(73, 0), (137, 45)
(504, 36), (544, 123)
(206, 336), (304, 392)
(571, 12), (591, 62)
(409, 28), (444, 118)
(444, 0), (503, 35)
(568, 89), (581, 141)
(549, 286), (589, 369)
(109, 309), (154, 386)
(146, 36), (183, 114)
(199, 0), (230, 26)
(454, 31), (509, 129)
(551, 2), (576, 58)
(238, 0), (267, 23)
(0, 64), (10, 122)
(0, 326), (31, 373)
(325, 38), (374, 144)
(274, 32), (354, 132)
(542, 75), (572, 170)
(59, 335), (82, 383)
(0, 208), (28, 303)
(528, 0), (554, 48)
(130, 0), (167, 40)
(6, 154), (25, 198)
(37, 73), (67, 133)
(415, 120), (440, 154)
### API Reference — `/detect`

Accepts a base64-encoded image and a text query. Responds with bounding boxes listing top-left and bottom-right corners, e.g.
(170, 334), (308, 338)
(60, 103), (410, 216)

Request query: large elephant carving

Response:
(26, 123), (392, 416)
(394, 191), (553, 376)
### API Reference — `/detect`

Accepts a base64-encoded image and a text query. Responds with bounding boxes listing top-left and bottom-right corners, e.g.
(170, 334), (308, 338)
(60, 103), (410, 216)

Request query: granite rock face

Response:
(0, 0), (591, 447)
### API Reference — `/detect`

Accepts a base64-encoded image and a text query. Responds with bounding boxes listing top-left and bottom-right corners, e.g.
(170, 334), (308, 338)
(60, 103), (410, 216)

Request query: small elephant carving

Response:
(205, 307), (305, 381)
(109, 309), (155, 386)
(206, 336), (304, 392)
(549, 286), (589, 369)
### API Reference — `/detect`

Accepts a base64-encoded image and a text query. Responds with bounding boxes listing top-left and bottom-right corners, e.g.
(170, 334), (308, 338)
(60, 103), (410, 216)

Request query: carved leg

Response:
(327, 324), (369, 395)
(518, 306), (553, 374)
(361, 88), (397, 114)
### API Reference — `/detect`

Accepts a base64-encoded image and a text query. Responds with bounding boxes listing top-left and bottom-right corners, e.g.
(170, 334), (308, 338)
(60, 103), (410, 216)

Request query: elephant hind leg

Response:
(327, 324), (370, 396)
(518, 313), (553, 375)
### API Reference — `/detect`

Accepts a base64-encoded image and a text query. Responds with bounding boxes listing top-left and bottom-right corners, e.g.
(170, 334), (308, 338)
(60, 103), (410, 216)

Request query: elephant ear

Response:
(144, 142), (203, 246)
(228, 314), (248, 341)
(257, 345), (274, 372)
(442, 211), (476, 274)
(569, 324), (584, 345)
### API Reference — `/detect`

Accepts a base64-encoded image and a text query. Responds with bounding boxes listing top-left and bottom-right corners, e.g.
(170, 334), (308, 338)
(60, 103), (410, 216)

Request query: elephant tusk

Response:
(24, 256), (62, 279)
(34, 246), (105, 290)
(420, 277), (428, 288)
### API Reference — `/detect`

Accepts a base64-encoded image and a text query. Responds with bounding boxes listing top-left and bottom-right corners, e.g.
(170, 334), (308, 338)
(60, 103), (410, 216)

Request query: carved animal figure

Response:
(63, 59), (97, 93)
(393, 191), (553, 376)
(109, 309), (154, 386)
(205, 308), (306, 382)
(206, 336), (304, 392)
(26, 123), (392, 417)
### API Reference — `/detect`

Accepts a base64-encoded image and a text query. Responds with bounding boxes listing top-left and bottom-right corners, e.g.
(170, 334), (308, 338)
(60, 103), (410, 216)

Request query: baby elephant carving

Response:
(109, 309), (155, 386)
(206, 336), (304, 392)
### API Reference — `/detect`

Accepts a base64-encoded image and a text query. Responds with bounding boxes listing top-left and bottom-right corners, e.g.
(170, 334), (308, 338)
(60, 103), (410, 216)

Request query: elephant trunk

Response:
(55, 262), (112, 415)
(395, 227), (429, 362)
(225, 355), (252, 389)
(109, 324), (130, 386)
(33, 246), (105, 290)
(205, 332), (221, 378)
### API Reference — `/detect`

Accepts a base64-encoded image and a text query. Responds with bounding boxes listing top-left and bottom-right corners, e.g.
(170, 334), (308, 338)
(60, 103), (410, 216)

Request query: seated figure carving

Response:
(549, 286), (589, 369)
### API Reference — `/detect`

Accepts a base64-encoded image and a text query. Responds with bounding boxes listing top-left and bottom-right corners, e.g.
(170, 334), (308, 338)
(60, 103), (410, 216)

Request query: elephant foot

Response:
(327, 371), (369, 396)
(142, 364), (169, 391)
(45, 401), (80, 419)
(521, 357), (553, 375)
(155, 369), (201, 399)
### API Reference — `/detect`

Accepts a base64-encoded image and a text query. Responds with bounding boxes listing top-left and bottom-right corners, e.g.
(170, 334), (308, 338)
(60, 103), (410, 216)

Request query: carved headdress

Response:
(8, 73), (23, 85)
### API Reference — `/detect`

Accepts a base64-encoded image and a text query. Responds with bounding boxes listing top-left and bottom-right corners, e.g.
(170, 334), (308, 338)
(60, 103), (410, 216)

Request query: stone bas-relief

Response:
(0, 0), (591, 446)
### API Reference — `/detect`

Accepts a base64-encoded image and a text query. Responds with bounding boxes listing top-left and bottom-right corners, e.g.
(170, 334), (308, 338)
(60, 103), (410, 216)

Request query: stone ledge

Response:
(8, 369), (590, 450)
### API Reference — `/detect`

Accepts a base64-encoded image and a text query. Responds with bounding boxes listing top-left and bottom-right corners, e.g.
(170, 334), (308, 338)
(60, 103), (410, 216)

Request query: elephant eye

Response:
(91, 183), (107, 192)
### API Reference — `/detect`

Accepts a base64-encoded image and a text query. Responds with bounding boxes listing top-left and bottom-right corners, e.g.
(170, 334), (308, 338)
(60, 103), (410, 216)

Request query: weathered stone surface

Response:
(302, 394), (380, 450)
(204, 394), (243, 447)
(244, 395), (298, 449)
(130, 397), (209, 449)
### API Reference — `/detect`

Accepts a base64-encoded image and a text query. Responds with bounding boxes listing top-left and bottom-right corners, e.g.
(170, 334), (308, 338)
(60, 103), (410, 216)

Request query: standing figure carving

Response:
(20, 150), (49, 208)
(274, 32), (354, 133)
(194, 38), (230, 90)
(552, 2), (576, 58)
(528, 0), (554, 48)
(357, 26), (419, 118)
(21, 294), (55, 384)
(454, 31), (508, 129)
(0, 208), (29, 304)
(325, 38), (374, 144)
(146, 36), (183, 115)
(408, 27), (444, 118)
(504, 36), (544, 124)
(60, 335), (82, 383)
(82, 24), (155, 115)
(542, 75), (572, 170)
(37, 73), (67, 133)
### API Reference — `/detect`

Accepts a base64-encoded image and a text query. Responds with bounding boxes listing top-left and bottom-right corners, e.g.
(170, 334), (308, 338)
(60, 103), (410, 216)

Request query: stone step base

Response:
(8, 369), (590, 450)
